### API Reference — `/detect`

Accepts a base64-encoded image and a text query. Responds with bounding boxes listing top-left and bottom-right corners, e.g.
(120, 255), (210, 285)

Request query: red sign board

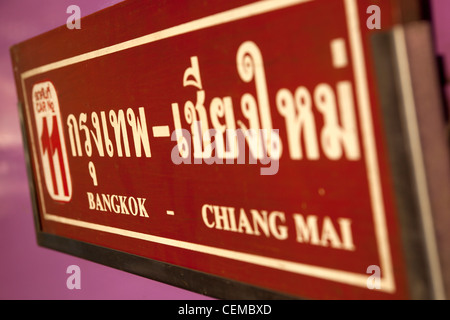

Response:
(11, 0), (446, 299)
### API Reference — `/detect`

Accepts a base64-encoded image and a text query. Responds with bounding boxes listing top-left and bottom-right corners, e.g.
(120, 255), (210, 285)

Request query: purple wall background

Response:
(0, 0), (448, 299)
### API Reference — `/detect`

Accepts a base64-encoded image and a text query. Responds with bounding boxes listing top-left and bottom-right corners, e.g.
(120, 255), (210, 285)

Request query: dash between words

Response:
(63, 40), (361, 175)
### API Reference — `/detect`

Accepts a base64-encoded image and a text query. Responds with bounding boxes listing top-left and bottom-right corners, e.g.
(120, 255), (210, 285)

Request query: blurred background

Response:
(0, 0), (448, 299)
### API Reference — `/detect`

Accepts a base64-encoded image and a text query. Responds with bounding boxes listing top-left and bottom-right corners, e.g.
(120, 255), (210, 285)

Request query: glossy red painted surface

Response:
(12, 0), (417, 299)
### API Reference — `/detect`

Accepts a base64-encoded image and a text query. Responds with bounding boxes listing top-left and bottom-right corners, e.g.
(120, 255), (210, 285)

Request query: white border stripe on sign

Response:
(21, 0), (395, 292)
